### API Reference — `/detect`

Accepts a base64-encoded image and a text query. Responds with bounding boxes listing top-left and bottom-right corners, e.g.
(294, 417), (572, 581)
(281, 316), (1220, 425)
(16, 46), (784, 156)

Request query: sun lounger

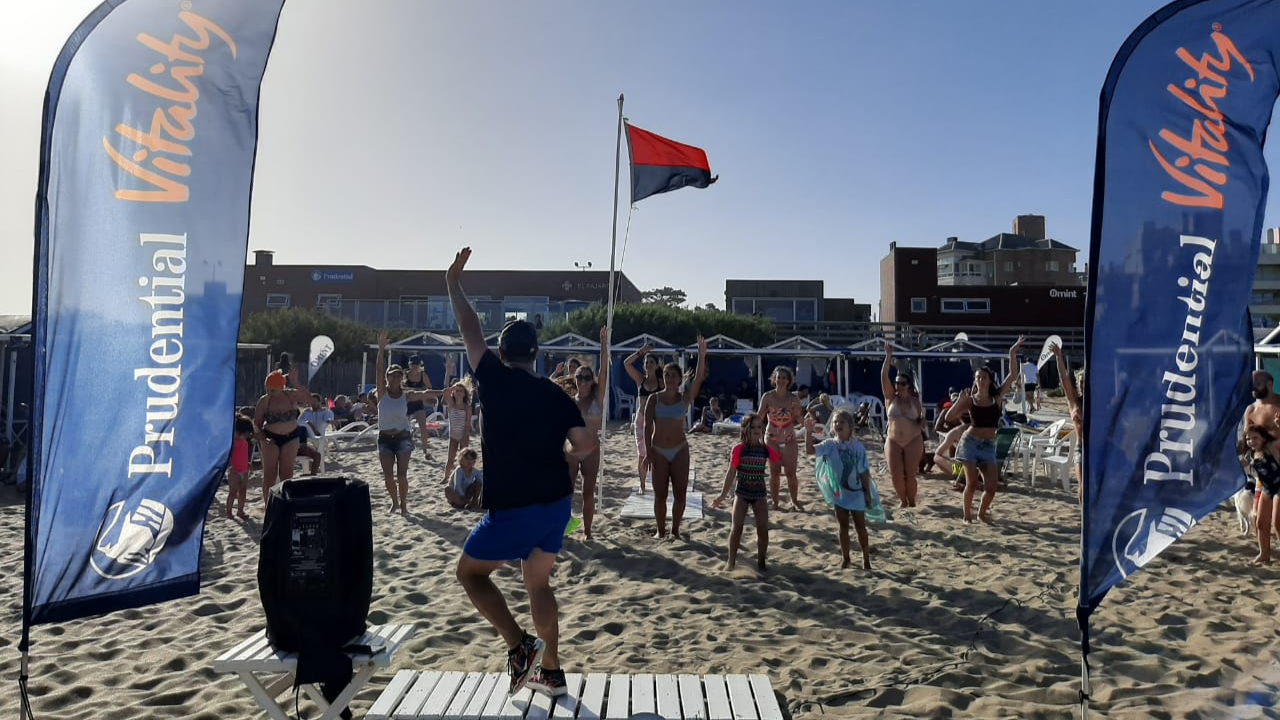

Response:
(368, 671), (783, 720)
(327, 421), (378, 451)
(213, 622), (416, 720)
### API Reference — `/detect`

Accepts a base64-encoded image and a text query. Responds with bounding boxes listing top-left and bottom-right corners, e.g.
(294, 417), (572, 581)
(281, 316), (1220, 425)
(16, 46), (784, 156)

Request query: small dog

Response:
(1233, 481), (1256, 535)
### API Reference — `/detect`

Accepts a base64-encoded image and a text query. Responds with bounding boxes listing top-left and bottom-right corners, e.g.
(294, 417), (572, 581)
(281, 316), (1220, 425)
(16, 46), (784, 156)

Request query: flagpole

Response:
(603, 94), (624, 436)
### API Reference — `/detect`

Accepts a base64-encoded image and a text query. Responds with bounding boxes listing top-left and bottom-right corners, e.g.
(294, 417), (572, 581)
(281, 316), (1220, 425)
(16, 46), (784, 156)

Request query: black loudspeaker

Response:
(258, 476), (373, 653)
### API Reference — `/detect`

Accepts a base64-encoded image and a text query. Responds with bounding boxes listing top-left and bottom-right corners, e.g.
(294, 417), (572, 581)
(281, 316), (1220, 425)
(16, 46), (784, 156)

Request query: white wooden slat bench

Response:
(368, 671), (782, 720)
(213, 623), (416, 720)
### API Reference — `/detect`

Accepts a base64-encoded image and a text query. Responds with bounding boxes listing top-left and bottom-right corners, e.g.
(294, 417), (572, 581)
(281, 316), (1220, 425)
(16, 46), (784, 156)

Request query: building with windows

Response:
(723, 279), (872, 324)
(241, 250), (642, 333)
(1252, 228), (1280, 338)
(880, 242), (1085, 333)
(936, 215), (1082, 287)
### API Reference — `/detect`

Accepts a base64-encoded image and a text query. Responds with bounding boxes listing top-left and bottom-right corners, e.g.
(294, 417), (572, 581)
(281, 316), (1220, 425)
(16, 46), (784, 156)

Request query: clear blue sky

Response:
(4, 0), (1280, 317)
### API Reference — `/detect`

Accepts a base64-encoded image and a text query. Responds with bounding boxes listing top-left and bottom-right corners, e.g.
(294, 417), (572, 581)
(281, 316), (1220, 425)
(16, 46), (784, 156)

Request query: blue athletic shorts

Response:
(463, 496), (572, 562)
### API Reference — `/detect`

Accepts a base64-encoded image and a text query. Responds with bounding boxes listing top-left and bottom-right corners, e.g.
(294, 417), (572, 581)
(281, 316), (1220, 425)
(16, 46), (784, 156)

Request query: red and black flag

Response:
(625, 122), (717, 204)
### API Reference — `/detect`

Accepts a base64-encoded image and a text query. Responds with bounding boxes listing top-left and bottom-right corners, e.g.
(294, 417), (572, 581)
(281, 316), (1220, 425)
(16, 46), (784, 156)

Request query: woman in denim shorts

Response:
(943, 337), (1025, 524)
(375, 332), (441, 514)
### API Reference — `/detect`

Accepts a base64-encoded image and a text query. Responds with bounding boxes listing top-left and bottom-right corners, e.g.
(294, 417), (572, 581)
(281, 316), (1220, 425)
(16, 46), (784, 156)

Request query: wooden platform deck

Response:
(618, 492), (705, 520)
(368, 671), (783, 720)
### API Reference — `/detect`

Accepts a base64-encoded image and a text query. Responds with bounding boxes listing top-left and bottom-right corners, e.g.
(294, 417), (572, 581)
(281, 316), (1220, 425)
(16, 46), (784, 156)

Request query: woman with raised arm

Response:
(253, 368), (310, 506)
(759, 365), (807, 512)
(570, 327), (611, 539)
(1050, 341), (1084, 503)
(375, 332), (441, 514)
(881, 343), (926, 508)
(944, 336), (1025, 523)
(644, 336), (709, 538)
(624, 342), (662, 492)
(404, 354), (438, 463)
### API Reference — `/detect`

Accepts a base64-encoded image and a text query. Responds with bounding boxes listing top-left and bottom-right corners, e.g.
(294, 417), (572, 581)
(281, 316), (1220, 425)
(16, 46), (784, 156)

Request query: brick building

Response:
(242, 250), (642, 332)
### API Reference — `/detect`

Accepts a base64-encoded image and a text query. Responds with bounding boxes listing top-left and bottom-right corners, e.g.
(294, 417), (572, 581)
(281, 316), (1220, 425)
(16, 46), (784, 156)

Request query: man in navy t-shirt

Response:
(447, 247), (595, 698)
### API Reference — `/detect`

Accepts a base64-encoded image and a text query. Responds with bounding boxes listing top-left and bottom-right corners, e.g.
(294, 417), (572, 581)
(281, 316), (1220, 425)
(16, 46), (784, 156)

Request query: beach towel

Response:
(814, 439), (886, 522)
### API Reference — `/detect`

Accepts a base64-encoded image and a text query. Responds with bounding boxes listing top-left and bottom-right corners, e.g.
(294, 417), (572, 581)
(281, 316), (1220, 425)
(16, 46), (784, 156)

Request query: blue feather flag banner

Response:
(1081, 0), (1279, 621)
(24, 0), (286, 631)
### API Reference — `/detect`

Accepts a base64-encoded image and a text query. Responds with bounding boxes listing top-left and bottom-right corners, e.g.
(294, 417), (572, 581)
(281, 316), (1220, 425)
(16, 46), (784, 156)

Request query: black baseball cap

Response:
(499, 319), (539, 360)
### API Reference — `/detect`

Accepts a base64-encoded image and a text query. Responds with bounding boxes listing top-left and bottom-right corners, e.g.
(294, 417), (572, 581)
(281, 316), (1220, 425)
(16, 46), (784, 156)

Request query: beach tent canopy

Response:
(923, 337), (993, 353)
(701, 334), (754, 350)
(766, 335), (834, 353)
(540, 332), (601, 350)
(845, 338), (912, 356)
(612, 333), (681, 353)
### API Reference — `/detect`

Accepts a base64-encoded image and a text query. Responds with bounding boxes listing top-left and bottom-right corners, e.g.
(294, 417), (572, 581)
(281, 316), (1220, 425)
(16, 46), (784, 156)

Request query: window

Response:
(315, 293), (342, 307)
(730, 298), (816, 322)
(1046, 260), (1061, 272)
(1004, 261), (1014, 271)
(941, 298), (991, 314)
(910, 297), (927, 313)
(265, 293), (290, 308)
(963, 262), (983, 277)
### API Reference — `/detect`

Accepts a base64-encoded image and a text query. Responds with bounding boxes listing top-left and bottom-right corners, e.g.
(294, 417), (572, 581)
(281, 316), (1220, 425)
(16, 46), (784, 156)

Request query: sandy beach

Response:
(3, 399), (1280, 719)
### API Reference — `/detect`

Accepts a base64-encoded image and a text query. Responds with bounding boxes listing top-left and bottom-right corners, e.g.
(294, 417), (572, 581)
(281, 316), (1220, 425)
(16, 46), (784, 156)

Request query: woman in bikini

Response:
(375, 332), (441, 514)
(944, 337), (1025, 524)
(570, 327), (611, 539)
(881, 344), (925, 508)
(644, 336), (708, 538)
(625, 342), (663, 493)
(253, 368), (310, 506)
(759, 365), (807, 512)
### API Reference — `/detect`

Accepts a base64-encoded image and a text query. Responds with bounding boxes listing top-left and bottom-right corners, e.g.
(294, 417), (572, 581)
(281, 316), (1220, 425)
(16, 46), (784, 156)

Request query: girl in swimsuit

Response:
(881, 344), (925, 508)
(644, 336), (708, 539)
(570, 327), (611, 539)
(1244, 425), (1280, 565)
(944, 337), (1025, 524)
(226, 416), (254, 519)
(253, 368), (310, 506)
(441, 376), (475, 484)
(759, 366), (806, 512)
(711, 412), (776, 570)
(625, 343), (663, 492)
(375, 332), (442, 514)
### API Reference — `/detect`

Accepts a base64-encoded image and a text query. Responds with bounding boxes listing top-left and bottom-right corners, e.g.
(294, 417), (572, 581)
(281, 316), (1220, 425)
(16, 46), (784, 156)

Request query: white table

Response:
(213, 623), (417, 720)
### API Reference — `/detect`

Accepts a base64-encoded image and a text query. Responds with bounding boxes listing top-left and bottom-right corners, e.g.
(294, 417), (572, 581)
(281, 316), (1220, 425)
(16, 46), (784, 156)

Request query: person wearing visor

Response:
(374, 333), (442, 515)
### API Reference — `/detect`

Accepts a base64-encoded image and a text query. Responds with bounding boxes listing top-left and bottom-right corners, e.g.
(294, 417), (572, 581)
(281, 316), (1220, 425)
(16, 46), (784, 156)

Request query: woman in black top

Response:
(404, 355), (442, 462)
(944, 337), (1024, 524)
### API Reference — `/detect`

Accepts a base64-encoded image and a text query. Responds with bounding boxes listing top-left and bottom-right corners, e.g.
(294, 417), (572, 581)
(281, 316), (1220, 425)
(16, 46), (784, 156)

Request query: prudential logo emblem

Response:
(91, 498), (175, 579)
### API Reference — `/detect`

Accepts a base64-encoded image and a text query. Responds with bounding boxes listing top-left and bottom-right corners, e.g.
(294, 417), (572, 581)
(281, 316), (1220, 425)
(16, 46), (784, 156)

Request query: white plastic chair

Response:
(303, 423), (335, 473)
(612, 385), (636, 425)
(864, 396), (887, 436)
(1040, 432), (1078, 490)
(1021, 419), (1069, 478)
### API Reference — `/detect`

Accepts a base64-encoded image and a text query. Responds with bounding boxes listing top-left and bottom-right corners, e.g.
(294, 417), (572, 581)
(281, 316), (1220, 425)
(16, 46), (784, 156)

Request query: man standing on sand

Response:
(1244, 370), (1280, 435)
(447, 247), (597, 697)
